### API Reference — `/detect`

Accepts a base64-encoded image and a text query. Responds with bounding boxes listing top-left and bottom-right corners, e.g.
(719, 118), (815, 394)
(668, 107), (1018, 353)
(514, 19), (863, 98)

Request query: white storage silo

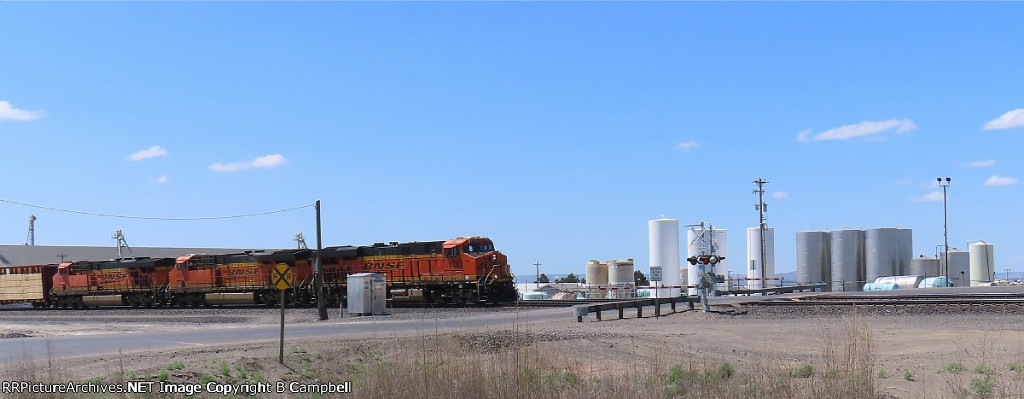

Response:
(686, 228), (728, 295)
(830, 229), (866, 292)
(608, 259), (635, 299)
(866, 228), (900, 282)
(649, 219), (681, 297)
(746, 227), (776, 290)
(969, 241), (995, 286)
(585, 260), (608, 286)
(796, 231), (831, 287)
(942, 249), (970, 286)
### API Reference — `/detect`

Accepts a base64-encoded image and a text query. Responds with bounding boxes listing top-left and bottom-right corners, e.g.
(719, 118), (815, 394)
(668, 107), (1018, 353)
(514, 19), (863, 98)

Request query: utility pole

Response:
(533, 261), (541, 291)
(315, 200), (327, 320)
(753, 179), (769, 290)
(57, 254), (68, 263)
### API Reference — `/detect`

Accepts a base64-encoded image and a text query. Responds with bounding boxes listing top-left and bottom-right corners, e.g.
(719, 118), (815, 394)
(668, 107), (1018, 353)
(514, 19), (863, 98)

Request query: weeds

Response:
(877, 369), (888, 379)
(943, 362), (966, 374)
(903, 369), (914, 381)
(790, 364), (814, 378)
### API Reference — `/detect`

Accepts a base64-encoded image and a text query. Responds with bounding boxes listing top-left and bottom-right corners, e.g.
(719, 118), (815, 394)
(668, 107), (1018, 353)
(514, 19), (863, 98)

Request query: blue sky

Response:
(1, 2), (1022, 277)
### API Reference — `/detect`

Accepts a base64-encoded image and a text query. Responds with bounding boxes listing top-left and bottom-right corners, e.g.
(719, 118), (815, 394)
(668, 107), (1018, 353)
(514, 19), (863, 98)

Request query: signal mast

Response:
(686, 222), (725, 312)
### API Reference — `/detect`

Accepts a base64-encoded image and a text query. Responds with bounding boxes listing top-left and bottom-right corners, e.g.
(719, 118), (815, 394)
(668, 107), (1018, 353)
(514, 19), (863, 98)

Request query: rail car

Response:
(0, 236), (517, 308)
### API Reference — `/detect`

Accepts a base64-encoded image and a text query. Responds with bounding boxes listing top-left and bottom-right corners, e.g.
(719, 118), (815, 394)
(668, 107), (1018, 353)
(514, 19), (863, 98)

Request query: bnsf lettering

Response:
(226, 268), (258, 276)
(95, 272), (128, 283)
(364, 262), (402, 270)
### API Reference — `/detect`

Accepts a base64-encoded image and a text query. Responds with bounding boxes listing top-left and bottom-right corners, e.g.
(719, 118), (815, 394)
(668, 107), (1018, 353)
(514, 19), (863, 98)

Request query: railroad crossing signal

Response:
(272, 263), (294, 291)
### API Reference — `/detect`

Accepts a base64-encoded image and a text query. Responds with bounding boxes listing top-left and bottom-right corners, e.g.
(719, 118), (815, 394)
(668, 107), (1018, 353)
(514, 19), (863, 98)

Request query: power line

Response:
(0, 198), (313, 221)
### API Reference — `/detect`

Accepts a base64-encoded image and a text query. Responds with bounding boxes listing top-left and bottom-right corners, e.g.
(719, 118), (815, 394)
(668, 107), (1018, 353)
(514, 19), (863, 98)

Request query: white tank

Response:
(649, 219), (681, 297)
(942, 250), (970, 287)
(686, 228), (728, 296)
(680, 266), (688, 287)
(746, 227), (776, 290)
(969, 241), (995, 286)
(585, 260), (608, 286)
(608, 259), (635, 284)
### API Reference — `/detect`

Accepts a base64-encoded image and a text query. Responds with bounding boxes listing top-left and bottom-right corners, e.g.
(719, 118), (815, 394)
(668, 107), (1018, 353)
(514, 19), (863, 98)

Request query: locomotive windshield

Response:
(464, 243), (494, 253)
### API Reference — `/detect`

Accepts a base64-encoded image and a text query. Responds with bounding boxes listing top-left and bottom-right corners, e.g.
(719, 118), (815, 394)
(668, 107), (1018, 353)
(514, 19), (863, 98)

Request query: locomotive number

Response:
(364, 261), (403, 270)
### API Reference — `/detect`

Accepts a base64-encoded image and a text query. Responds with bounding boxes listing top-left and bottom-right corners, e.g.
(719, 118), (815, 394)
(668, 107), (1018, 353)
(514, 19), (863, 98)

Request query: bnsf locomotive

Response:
(0, 236), (516, 308)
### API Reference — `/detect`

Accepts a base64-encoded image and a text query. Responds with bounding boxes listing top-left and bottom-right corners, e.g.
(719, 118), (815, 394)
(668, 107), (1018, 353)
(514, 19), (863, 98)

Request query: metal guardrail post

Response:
(618, 303), (624, 319)
(671, 297), (677, 312)
(595, 307), (601, 321)
(637, 301), (643, 317)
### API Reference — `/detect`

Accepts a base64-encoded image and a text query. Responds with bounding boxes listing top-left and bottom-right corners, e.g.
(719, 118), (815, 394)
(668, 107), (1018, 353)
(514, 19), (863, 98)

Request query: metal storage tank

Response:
(942, 249), (970, 287)
(649, 219), (681, 297)
(686, 228), (728, 295)
(909, 256), (941, 277)
(969, 241), (995, 286)
(680, 266), (688, 287)
(746, 227), (776, 290)
(796, 231), (831, 287)
(608, 259), (635, 284)
(830, 229), (865, 292)
(866, 228), (901, 282)
(585, 260), (608, 286)
(897, 229), (913, 275)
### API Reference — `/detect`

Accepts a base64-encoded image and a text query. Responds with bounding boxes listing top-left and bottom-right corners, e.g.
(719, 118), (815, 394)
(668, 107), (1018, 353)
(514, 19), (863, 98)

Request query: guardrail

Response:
(572, 296), (700, 322)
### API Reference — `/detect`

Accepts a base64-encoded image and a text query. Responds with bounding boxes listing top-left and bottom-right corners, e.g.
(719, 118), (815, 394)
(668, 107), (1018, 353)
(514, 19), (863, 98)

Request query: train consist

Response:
(0, 236), (517, 308)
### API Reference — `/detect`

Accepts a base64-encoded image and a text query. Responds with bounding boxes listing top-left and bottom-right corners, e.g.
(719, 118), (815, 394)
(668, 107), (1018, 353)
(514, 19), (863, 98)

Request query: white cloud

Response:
(674, 141), (699, 150)
(0, 101), (44, 121)
(910, 192), (945, 202)
(772, 191), (789, 199)
(209, 154), (287, 173)
(796, 119), (917, 143)
(154, 175), (169, 184)
(983, 109), (1024, 130)
(961, 160), (995, 168)
(985, 175), (1018, 186)
(128, 145), (168, 161)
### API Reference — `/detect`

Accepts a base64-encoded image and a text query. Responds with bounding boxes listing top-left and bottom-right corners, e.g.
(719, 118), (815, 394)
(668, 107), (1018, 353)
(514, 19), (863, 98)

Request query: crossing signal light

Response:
(687, 256), (698, 265)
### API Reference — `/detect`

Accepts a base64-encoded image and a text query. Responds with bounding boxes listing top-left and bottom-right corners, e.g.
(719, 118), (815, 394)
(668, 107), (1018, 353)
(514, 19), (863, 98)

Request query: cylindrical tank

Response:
(796, 231), (831, 287)
(909, 256), (941, 277)
(942, 250), (970, 286)
(649, 219), (681, 297)
(897, 228), (913, 275)
(866, 228), (901, 282)
(585, 260), (608, 286)
(969, 241), (995, 286)
(680, 266), (688, 287)
(686, 228), (728, 296)
(830, 229), (865, 292)
(746, 227), (776, 290)
(608, 259), (635, 284)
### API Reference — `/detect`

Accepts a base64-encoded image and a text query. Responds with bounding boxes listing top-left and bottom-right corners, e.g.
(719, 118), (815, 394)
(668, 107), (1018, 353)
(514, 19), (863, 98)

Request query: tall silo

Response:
(866, 228), (900, 282)
(830, 229), (865, 291)
(942, 249), (970, 286)
(796, 231), (831, 287)
(746, 227), (776, 290)
(909, 256), (941, 277)
(585, 260), (608, 287)
(969, 241), (995, 286)
(897, 229), (913, 275)
(686, 227), (728, 295)
(649, 219), (681, 297)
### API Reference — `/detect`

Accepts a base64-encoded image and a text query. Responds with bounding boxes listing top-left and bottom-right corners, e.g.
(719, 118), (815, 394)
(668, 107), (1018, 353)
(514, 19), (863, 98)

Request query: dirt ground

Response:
(4, 304), (1024, 398)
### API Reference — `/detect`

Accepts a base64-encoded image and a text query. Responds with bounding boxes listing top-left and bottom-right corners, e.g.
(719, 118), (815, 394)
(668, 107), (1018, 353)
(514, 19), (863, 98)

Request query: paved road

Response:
(0, 307), (569, 363)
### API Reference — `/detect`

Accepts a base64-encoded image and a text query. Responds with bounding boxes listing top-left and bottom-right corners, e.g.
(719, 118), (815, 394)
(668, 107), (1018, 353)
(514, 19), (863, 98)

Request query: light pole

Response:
(533, 261), (541, 291)
(937, 177), (951, 280)
(1005, 268), (1011, 282)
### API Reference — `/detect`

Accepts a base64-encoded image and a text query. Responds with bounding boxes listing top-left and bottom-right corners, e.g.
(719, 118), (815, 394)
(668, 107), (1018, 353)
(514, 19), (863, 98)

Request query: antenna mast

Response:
(295, 232), (308, 249)
(25, 215), (36, 246)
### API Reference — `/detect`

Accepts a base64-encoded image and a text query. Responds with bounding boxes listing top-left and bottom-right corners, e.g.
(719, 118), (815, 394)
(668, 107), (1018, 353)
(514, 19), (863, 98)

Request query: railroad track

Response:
(749, 294), (1024, 307)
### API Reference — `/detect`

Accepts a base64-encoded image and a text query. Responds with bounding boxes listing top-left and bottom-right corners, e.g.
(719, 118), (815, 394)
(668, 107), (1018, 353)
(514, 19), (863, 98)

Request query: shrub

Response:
(790, 364), (813, 378)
